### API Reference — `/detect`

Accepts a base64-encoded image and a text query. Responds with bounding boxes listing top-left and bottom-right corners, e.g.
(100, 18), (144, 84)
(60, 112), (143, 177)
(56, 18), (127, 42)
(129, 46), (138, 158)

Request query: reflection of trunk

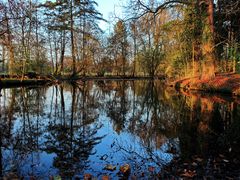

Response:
(0, 131), (2, 178)
(54, 86), (58, 123)
(0, 96), (2, 177)
(49, 86), (54, 118)
(21, 88), (26, 136)
(121, 81), (126, 123)
(130, 81), (136, 131)
(36, 89), (40, 148)
(70, 85), (76, 153)
(60, 85), (65, 124)
(82, 82), (86, 124)
(23, 88), (33, 141)
(8, 89), (15, 135)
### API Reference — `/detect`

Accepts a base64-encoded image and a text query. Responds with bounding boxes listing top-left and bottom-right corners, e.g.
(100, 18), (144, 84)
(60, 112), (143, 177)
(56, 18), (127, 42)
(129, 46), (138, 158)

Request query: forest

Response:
(0, 0), (239, 84)
(0, 0), (240, 179)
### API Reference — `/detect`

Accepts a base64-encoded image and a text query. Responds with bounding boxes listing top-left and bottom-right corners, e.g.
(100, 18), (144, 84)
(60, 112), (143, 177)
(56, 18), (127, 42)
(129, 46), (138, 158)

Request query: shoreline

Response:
(0, 75), (165, 88)
(0, 79), (52, 88)
(173, 73), (240, 96)
(1, 74), (240, 97)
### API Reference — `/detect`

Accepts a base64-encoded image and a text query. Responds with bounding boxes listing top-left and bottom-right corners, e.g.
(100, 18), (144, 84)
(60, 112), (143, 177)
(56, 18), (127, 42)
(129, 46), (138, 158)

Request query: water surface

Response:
(0, 80), (239, 179)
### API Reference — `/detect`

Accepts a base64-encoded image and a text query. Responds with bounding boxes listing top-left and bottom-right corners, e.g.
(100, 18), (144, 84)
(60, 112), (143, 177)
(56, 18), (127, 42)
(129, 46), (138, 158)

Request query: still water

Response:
(0, 80), (239, 179)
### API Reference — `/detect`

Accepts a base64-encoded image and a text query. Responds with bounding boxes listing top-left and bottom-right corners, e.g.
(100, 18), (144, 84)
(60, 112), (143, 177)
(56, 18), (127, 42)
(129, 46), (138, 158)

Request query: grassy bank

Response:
(174, 73), (240, 96)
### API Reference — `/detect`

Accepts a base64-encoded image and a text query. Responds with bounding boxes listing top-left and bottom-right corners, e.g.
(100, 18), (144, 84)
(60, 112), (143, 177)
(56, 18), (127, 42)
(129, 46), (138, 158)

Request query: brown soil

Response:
(174, 73), (240, 96)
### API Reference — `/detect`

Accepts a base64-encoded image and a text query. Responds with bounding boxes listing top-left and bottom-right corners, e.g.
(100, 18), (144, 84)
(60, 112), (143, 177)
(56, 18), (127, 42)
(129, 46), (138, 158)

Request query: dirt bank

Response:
(174, 73), (240, 96)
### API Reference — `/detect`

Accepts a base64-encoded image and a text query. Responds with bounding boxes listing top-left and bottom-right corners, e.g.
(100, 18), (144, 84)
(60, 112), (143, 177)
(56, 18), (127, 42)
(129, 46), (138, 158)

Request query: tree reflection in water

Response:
(0, 81), (239, 178)
(43, 84), (104, 178)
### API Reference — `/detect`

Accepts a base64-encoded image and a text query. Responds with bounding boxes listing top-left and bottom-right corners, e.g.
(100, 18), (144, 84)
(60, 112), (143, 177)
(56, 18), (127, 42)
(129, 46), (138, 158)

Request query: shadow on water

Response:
(0, 80), (239, 178)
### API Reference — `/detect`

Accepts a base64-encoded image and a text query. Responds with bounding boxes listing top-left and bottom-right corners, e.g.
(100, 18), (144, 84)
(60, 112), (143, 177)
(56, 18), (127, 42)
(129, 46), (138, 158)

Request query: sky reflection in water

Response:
(0, 80), (239, 179)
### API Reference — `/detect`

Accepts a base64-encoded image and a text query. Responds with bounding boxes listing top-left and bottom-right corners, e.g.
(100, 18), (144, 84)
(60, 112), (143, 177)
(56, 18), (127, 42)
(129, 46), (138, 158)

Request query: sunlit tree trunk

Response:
(2, 46), (5, 71)
(192, 0), (202, 78)
(201, 0), (215, 80)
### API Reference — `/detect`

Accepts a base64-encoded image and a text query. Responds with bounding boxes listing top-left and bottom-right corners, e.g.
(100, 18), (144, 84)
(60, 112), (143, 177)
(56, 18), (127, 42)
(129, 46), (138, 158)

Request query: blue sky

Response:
(95, 0), (125, 31)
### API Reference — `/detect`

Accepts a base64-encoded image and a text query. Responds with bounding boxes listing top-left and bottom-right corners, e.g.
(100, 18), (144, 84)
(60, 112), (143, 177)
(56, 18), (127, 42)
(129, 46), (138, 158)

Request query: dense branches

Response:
(0, 0), (239, 79)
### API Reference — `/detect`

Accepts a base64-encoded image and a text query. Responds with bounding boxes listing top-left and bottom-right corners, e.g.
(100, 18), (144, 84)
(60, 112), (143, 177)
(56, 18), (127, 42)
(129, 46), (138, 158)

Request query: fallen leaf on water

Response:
(100, 154), (108, 160)
(104, 164), (116, 171)
(180, 170), (196, 178)
(53, 176), (62, 180)
(102, 175), (110, 180)
(120, 164), (131, 175)
(148, 166), (155, 172)
(192, 162), (198, 167)
(4, 173), (18, 180)
(84, 174), (92, 180)
(219, 154), (225, 158)
(223, 159), (229, 163)
(195, 158), (203, 162)
(131, 175), (137, 180)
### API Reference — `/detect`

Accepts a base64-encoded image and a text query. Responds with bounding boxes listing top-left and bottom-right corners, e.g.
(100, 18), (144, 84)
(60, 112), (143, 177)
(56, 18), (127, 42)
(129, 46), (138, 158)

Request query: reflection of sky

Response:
(1, 84), (176, 178)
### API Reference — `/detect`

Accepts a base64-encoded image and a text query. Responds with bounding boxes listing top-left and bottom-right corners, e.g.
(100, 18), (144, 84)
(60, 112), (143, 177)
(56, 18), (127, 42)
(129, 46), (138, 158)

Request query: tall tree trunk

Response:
(48, 32), (55, 74)
(201, 0), (215, 80)
(70, 0), (76, 76)
(60, 30), (66, 74)
(192, 0), (202, 78)
(7, 43), (14, 76)
(53, 33), (58, 74)
(2, 46), (5, 71)
(35, 6), (40, 73)
(82, 13), (86, 75)
(122, 43), (125, 76)
(6, 15), (14, 76)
